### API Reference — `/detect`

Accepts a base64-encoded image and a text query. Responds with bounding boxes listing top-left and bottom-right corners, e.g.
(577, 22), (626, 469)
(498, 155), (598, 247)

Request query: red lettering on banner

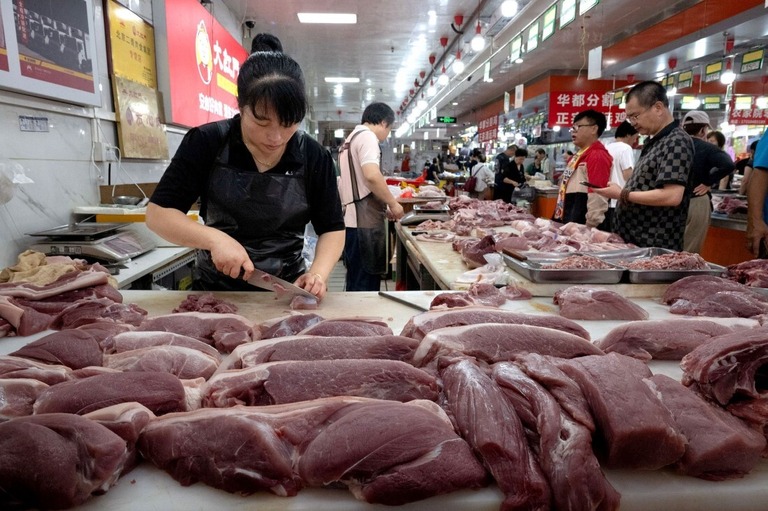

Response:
(478, 114), (499, 143)
(548, 91), (619, 128)
(728, 97), (768, 126)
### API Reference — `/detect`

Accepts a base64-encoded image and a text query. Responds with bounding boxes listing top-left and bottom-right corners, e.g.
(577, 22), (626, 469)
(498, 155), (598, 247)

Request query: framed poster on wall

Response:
(0, 0), (100, 106)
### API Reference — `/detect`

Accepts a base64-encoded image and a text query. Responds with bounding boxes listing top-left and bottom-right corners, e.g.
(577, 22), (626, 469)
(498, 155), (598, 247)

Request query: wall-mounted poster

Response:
(0, 0), (100, 106)
(152, 0), (248, 128)
(114, 76), (169, 159)
(106, 0), (156, 88)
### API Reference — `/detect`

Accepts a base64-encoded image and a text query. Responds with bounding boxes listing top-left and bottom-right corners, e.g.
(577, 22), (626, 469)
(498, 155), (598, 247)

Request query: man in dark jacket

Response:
(681, 110), (735, 253)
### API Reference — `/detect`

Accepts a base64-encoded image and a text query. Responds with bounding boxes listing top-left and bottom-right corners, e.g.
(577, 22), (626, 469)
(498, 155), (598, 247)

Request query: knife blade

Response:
(378, 291), (428, 312)
(243, 268), (316, 299)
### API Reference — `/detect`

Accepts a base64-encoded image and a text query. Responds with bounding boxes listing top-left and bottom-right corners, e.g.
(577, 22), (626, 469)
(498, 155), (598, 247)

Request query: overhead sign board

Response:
(437, 116), (457, 123)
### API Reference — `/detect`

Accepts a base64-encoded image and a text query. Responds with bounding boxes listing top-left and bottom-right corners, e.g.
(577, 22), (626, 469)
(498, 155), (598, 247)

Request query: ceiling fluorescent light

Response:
(324, 77), (360, 83)
(297, 13), (357, 24)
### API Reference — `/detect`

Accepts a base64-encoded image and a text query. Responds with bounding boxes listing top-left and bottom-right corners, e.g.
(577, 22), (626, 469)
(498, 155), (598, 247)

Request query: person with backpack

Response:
(466, 151), (495, 200)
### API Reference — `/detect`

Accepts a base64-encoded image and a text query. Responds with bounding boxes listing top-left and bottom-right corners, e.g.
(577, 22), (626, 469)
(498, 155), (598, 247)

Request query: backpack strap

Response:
(339, 129), (368, 204)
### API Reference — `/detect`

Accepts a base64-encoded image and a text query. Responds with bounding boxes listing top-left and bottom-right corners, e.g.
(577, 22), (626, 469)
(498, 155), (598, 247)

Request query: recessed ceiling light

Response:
(297, 13), (357, 24)
(324, 77), (360, 83)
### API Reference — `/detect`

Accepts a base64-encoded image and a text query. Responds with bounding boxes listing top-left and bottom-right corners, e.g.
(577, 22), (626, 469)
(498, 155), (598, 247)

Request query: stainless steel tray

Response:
(503, 253), (626, 284)
(596, 248), (725, 283)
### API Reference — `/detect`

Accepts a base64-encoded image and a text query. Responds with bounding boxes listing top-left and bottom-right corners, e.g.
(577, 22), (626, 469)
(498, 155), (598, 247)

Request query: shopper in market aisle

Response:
(467, 151), (496, 200)
(705, 130), (735, 190)
(593, 81), (694, 251)
(338, 102), (404, 291)
(552, 109), (612, 228)
(493, 144), (517, 200)
(738, 140), (759, 195)
(500, 148), (528, 203)
(598, 121), (638, 232)
(681, 111), (736, 254)
(746, 128), (768, 258)
(145, 37), (345, 298)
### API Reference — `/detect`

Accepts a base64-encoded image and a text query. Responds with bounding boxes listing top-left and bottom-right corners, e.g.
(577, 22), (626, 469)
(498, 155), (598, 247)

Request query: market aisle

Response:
(326, 261), (394, 292)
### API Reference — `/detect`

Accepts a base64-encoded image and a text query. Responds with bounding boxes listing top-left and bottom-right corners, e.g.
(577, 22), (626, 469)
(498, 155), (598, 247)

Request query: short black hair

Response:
(751, 140), (760, 152)
(237, 52), (307, 126)
(251, 33), (283, 53)
(707, 130), (726, 149)
(573, 109), (607, 136)
(615, 120), (638, 138)
(515, 148), (528, 158)
(536, 148), (546, 156)
(361, 102), (395, 127)
(626, 80), (669, 108)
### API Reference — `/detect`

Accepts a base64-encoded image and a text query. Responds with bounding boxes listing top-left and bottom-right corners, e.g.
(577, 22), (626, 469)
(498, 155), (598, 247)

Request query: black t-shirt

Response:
(151, 116), (345, 236)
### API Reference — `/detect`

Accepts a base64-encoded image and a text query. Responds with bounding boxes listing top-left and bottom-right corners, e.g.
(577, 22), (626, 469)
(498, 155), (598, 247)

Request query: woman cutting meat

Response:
(146, 37), (345, 299)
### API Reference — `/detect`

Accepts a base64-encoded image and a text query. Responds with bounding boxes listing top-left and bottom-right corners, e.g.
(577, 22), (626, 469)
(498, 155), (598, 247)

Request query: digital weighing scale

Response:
(28, 223), (157, 262)
(399, 204), (452, 225)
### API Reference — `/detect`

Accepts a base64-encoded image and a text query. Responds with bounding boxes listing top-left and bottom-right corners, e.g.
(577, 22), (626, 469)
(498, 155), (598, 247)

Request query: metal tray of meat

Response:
(597, 247), (726, 283)
(502, 253), (626, 284)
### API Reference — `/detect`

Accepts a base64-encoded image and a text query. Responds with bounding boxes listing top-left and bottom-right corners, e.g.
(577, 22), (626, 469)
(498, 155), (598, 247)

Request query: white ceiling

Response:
(216, 0), (768, 139)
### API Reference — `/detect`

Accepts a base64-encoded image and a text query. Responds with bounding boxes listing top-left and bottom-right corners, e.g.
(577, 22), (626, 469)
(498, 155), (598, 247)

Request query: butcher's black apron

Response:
(194, 131), (310, 291)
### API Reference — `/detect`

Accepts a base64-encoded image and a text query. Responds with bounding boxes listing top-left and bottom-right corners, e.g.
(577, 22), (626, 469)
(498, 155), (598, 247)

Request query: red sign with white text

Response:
(728, 97), (768, 125)
(162, 0), (248, 128)
(548, 91), (623, 127)
(478, 114), (499, 143)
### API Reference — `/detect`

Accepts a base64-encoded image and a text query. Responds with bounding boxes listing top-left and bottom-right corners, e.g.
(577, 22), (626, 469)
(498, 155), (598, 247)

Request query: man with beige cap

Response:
(680, 110), (735, 253)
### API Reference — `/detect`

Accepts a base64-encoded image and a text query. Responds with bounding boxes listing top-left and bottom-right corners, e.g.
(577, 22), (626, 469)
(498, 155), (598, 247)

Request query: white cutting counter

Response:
(2, 290), (767, 511)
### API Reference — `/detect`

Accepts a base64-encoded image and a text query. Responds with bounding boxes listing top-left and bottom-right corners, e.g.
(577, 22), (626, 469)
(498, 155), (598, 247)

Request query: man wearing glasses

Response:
(552, 109), (612, 227)
(593, 81), (693, 250)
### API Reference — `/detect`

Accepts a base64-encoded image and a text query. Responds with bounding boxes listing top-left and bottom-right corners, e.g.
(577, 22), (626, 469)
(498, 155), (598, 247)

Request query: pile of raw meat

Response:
(412, 196), (636, 254)
(542, 254), (614, 270)
(725, 259), (768, 288)
(3, 278), (768, 510)
(622, 251), (709, 271)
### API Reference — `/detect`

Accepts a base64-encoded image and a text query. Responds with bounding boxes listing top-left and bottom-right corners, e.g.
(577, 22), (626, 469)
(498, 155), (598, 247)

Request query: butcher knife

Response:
(242, 268), (316, 300)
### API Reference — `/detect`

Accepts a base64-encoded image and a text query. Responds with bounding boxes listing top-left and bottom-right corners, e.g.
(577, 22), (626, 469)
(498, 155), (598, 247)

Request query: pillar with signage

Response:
(548, 90), (620, 128)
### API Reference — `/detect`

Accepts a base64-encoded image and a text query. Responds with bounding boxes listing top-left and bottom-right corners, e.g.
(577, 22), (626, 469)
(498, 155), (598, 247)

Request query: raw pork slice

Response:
(33, 370), (187, 415)
(411, 323), (603, 368)
(595, 319), (733, 361)
(0, 355), (71, 385)
(203, 359), (438, 406)
(681, 326), (768, 405)
(493, 362), (621, 510)
(554, 286), (648, 320)
(84, 402), (156, 473)
(172, 292), (237, 313)
(663, 275), (768, 305)
(104, 331), (221, 359)
(440, 358), (551, 510)
(669, 291), (768, 318)
(256, 312), (325, 339)
(218, 334), (418, 370)
(298, 318), (393, 337)
(514, 353), (595, 431)
(401, 306), (590, 340)
(9, 329), (103, 369)
(0, 413), (128, 510)
(644, 374), (766, 480)
(555, 353), (686, 469)
(138, 312), (254, 352)
(51, 298), (147, 329)
(138, 397), (487, 505)
(0, 378), (49, 420)
(103, 345), (220, 380)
